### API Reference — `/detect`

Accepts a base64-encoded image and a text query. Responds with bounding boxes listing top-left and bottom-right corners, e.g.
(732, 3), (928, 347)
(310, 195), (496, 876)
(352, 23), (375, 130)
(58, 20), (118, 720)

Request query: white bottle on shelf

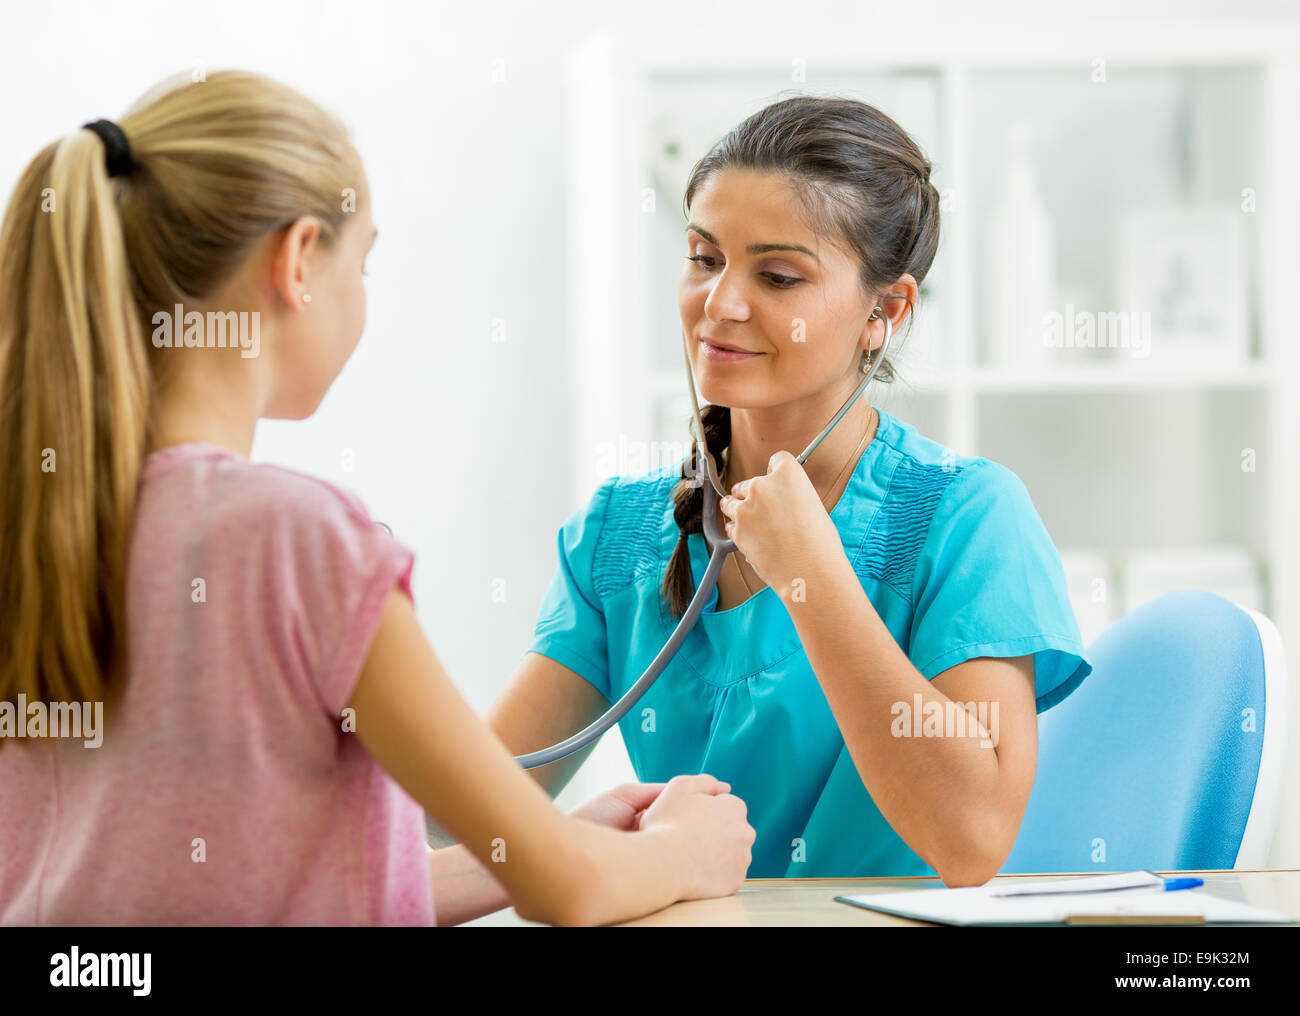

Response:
(985, 121), (1055, 370)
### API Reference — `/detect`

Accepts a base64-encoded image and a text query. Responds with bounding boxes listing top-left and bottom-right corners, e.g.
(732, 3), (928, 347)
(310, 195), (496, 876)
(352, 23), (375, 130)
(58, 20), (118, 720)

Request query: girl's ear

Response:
(268, 216), (322, 311)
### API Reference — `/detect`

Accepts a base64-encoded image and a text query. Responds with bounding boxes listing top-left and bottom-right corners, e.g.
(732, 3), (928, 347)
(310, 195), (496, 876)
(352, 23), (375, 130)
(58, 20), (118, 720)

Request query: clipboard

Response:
(833, 871), (1297, 926)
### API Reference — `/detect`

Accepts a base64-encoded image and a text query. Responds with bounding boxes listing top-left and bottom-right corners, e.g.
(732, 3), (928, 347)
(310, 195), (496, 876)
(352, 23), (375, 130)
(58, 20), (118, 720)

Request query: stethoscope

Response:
(513, 307), (894, 769)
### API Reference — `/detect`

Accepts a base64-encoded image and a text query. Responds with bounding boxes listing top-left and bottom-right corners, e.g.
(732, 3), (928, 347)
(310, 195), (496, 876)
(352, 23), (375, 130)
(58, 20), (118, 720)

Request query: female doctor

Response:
(487, 95), (1092, 885)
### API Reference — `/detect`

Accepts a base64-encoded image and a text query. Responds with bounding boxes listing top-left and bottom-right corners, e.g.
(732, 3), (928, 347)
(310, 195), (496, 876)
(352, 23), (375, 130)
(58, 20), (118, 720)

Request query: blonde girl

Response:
(0, 70), (753, 926)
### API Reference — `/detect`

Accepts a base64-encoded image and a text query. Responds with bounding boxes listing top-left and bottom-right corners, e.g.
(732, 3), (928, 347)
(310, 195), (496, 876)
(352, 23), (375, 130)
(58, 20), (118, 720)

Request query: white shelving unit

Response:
(563, 21), (1300, 862)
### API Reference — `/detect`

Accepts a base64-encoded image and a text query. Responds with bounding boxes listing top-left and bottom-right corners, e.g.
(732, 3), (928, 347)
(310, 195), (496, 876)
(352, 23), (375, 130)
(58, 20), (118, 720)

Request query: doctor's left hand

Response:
(568, 782), (668, 831)
(719, 449), (844, 598)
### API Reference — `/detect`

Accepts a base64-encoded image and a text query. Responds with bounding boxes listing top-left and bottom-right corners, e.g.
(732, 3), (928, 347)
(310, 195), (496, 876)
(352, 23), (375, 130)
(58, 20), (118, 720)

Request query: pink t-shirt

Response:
(0, 443), (434, 926)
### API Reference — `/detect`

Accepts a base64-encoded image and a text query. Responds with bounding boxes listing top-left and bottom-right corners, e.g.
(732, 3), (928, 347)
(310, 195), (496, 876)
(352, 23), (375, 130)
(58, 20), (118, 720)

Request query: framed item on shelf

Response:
(1116, 203), (1247, 364)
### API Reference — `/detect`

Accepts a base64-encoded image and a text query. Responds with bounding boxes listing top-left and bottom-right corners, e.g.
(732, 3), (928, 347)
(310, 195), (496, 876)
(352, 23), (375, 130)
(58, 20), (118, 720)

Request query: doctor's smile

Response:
(698, 336), (763, 362)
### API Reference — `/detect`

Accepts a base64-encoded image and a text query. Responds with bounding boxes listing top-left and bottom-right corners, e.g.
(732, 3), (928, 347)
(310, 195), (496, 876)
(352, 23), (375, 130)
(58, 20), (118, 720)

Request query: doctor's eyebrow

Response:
(686, 223), (819, 261)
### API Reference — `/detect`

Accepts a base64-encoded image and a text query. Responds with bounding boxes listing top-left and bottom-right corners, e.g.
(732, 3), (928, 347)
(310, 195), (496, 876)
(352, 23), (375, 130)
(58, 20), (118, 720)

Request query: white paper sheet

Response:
(835, 872), (1295, 925)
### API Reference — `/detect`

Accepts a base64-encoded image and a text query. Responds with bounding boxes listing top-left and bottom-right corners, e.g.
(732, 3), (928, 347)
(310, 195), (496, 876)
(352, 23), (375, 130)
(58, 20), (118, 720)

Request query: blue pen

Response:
(992, 874), (1204, 898)
(1162, 878), (1203, 891)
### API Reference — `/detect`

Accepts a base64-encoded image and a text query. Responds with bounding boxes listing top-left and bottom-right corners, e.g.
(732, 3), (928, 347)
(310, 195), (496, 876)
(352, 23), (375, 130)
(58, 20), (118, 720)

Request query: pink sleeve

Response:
(272, 477), (416, 719)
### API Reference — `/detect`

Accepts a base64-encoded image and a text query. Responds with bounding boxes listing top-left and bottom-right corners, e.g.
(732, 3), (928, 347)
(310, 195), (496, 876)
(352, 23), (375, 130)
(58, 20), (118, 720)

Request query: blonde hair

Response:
(0, 70), (366, 748)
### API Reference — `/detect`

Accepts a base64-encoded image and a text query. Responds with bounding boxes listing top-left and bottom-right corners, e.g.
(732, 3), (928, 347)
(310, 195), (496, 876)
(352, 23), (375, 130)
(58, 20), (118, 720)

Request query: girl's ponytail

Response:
(0, 71), (364, 748)
(0, 130), (150, 724)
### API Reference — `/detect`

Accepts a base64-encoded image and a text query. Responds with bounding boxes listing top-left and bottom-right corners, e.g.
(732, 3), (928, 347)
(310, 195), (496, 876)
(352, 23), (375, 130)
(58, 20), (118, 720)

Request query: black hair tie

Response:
(81, 119), (133, 178)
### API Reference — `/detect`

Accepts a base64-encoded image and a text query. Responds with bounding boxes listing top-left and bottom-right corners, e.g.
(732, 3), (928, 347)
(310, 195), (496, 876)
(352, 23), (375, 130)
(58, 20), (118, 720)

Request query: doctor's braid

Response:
(662, 94), (942, 618)
(664, 402), (732, 614)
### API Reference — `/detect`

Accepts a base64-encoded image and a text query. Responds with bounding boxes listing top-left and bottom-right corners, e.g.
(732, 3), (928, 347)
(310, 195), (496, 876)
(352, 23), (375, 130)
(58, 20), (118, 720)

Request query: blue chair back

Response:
(1003, 590), (1283, 873)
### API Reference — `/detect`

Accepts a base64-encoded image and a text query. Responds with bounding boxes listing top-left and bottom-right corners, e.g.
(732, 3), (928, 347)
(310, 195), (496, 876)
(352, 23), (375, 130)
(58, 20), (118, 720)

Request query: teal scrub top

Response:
(525, 407), (1092, 878)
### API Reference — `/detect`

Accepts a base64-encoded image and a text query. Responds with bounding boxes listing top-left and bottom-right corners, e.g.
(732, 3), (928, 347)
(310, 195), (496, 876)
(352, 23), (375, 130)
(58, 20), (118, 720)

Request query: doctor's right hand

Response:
(635, 773), (755, 902)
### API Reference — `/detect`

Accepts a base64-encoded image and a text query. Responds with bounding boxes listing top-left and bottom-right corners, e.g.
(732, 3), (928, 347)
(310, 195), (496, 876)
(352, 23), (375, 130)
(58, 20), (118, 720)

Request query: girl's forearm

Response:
(568, 822), (687, 926)
(447, 816), (685, 926)
(426, 820), (686, 926)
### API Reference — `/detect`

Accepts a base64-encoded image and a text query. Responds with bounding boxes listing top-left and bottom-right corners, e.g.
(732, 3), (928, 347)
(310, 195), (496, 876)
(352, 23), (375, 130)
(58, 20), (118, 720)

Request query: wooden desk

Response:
(464, 869), (1300, 926)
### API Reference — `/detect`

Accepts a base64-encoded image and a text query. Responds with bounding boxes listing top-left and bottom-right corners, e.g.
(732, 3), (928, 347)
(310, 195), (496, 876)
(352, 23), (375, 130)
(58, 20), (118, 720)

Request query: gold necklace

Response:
(721, 406), (877, 597)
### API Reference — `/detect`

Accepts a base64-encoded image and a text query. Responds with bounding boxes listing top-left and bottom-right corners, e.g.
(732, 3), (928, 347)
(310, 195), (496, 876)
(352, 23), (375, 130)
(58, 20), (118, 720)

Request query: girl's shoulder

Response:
(141, 442), (381, 531)
(132, 444), (413, 724)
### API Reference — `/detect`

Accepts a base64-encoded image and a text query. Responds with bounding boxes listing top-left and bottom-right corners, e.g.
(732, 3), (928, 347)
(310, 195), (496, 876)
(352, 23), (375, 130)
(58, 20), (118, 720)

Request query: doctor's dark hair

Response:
(0, 71), (364, 748)
(661, 94), (942, 618)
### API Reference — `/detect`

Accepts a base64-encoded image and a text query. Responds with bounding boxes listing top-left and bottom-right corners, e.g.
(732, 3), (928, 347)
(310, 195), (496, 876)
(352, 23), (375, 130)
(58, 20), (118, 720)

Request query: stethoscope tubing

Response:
(512, 478), (733, 769)
(513, 311), (894, 769)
